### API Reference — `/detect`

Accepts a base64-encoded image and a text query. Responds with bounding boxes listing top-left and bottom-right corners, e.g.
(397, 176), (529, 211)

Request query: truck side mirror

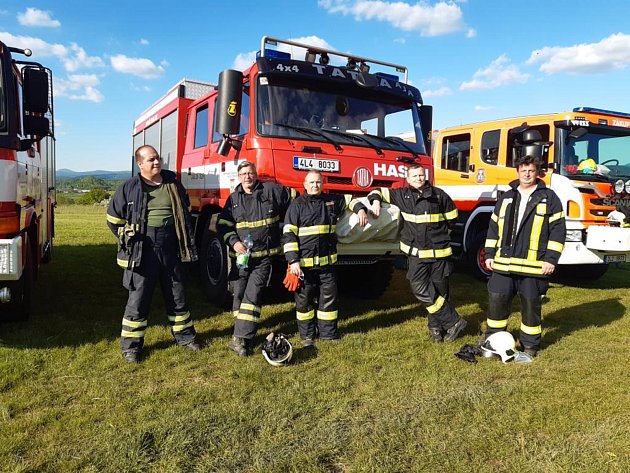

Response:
(23, 68), (50, 114)
(215, 69), (243, 135)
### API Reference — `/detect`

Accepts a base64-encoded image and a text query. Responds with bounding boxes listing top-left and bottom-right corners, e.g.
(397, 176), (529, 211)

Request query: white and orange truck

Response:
(0, 40), (56, 320)
(132, 36), (433, 303)
(433, 107), (630, 280)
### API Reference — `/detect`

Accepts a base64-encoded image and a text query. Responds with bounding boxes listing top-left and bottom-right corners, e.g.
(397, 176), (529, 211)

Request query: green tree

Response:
(77, 188), (111, 205)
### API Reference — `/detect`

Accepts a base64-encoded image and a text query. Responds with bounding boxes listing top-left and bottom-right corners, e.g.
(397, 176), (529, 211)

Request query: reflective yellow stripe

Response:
(487, 318), (508, 329)
(122, 318), (147, 328)
(236, 216), (279, 229)
(218, 218), (235, 227)
(297, 310), (315, 321)
(283, 242), (299, 253)
(528, 212), (544, 261)
(283, 224), (298, 235)
(317, 310), (338, 321)
(426, 295), (445, 314)
(117, 258), (129, 268)
(495, 255), (543, 267)
(172, 321), (193, 332)
(300, 254), (338, 267)
(233, 310), (239, 317)
(485, 238), (498, 248)
(520, 322), (542, 335)
(240, 303), (261, 313)
(400, 242), (452, 259)
(549, 211), (564, 223)
(492, 261), (544, 275)
(223, 231), (237, 242)
(401, 212), (446, 224)
(380, 188), (390, 203)
(168, 312), (191, 323)
(121, 330), (145, 338)
(444, 208), (458, 220)
(491, 213), (498, 223)
(496, 199), (511, 245)
(547, 241), (564, 252)
(344, 194), (352, 205)
(298, 224), (335, 236)
(236, 313), (260, 323)
(228, 247), (281, 258)
(107, 214), (126, 225)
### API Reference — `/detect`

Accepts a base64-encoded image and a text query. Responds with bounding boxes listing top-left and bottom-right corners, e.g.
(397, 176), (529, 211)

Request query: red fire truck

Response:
(0, 40), (55, 321)
(132, 36), (433, 304)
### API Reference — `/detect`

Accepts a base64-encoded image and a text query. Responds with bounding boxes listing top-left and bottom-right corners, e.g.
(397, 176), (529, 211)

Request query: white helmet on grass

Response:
(262, 332), (293, 367)
(481, 331), (517, 363)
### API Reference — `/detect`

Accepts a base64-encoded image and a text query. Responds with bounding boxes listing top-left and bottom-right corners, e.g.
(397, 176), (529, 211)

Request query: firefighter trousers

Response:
(486, 272), (547, 350)
(294, 266), (339, 340)
(121, 226), (196, 352)
(406, 257), (460, 331)
(230, 256), (271, 340)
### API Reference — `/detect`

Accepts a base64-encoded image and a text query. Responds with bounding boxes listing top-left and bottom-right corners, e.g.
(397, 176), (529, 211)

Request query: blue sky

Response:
(2, 0), (630, 171)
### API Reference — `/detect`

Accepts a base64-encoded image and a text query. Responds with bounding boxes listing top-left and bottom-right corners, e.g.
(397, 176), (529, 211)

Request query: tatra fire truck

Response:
(132, 36), (433, 304)
(433, 107), (630, 280)
(0, 40), (55, 320)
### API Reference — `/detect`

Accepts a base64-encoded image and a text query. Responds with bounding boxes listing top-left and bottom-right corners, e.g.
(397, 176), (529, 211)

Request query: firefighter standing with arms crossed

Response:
(484, 155), (566, 357)
(106, 145), (200, 363)
(355, 163), (467, 342)
(283, 170), (360, 345)
(218, 161), (295, 357)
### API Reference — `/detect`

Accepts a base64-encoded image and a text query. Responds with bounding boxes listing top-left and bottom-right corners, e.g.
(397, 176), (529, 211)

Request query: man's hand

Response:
(283, 263), (302, 291)
(542, 262), (555, 276)
(371, 200), (381, 218)
(289, 261), (301, 276)
(357, 209), (368, 228)
(485, 258), (494, 271)
(233, 241), (247, 255)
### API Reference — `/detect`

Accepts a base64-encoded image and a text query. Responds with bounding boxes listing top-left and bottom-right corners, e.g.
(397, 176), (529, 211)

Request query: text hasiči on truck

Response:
(131, 36), (433, 303)
(432, 107), (630, 280)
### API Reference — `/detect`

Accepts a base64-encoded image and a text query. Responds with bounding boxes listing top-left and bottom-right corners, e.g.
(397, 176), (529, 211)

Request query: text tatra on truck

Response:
(0, 41), (55, 321)
(433, 107), (630, 281)
(131, 36), (434, 303)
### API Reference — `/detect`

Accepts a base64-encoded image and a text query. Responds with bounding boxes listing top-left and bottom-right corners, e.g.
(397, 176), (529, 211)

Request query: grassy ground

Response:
(0, 206), (628, 472)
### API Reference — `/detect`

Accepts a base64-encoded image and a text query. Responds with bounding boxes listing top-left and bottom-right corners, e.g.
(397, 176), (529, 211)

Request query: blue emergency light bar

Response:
(256, 49), (291, 60)
(375, 72), (400, 82)
(574, 107), (630, 119)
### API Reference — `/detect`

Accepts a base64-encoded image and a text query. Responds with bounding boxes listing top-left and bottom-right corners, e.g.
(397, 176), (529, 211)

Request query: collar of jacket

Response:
(407, 182), (434, 199)
(304, 192), (325, 201)
(508, 178), (546, 192)
(235, 180), (264, 194)
(134, 169), (177, 185)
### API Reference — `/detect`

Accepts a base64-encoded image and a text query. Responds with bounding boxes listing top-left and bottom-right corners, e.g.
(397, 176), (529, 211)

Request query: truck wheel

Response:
(338, 260), (394, 299)
(467, 233), (491, 281)
(200, 228), (231, 308)
(0, 240), (33, 322)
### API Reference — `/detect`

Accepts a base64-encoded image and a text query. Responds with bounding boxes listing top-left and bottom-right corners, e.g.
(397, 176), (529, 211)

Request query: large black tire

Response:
(467, 232), (492, 281)
(200, 227), (231, 308)
(337, 260), (394, 299)
(0, 239), (33, 322)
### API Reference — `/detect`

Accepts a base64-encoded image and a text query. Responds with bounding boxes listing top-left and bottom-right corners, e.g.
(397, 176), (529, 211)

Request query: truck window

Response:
(441, 133), (470, 172)
(194, 104), (209, 148)
(0, 59), (5, 131)
(144, 121), (159, 152)
(481, 130), (500, 165)
(160, 111), (177, 171)
(507, 124), (550, 167)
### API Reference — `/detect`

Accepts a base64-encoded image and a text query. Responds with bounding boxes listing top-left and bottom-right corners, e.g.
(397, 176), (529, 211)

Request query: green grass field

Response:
(1, 206), (628, 472)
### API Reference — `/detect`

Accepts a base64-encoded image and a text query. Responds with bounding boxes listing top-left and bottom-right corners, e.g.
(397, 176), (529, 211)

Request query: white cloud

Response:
(319, 0), (469, 37)
(424, 86), (452, 97)
(460, 54), (529, 90)
(55, 74), (104, 103)
(527, 33), (630, 74)
(139, 38), (150, 46)
(18, 7), (60, 28)
(474, 105), (494, 112)
(110, 54), (165, 79)
(232, 35), (335, 71)
(0, 32), (103, 72)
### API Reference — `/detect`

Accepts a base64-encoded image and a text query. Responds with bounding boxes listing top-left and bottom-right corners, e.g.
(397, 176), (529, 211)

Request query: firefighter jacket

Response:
(282, 193), (350, 268)
(368, 183), (458, 260)
(106, 170), (198, 269)
(484, 179), (566, 277)
(218, 181), (295, 259)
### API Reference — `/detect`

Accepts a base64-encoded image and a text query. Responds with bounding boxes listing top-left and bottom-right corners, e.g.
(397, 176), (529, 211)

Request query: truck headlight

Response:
(0, 243), (15, 274)
(565, 229), (584, 242)
(614, 179), (624, 194)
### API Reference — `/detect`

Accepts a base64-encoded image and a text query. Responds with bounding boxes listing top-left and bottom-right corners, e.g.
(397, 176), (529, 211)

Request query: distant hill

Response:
(57, 169), (131, 181)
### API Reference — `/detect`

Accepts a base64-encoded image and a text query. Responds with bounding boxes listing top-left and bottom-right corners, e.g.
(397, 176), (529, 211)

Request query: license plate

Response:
(604, 254), (626, 263)
(293, 157), (340, 172)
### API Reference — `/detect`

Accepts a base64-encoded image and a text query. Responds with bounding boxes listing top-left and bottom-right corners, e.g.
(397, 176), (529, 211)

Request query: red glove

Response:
(283, 265), (301, 291)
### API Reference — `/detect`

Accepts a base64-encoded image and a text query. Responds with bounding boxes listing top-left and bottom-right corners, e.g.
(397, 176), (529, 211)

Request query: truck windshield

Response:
(256, 76), (426, 155)
(559, 126), (630, 181)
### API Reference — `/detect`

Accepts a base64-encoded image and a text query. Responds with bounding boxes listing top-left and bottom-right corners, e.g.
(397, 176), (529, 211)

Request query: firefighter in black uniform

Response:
(355, 163), (467, 342)
(283, 170), (357, 345)
(484, 155), (566, 357)
(106, 145), (200, 363)
(218, 161), (295, 357)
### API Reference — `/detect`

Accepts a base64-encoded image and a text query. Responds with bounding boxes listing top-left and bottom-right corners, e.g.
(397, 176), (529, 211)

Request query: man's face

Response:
(238, 166), (258, 192)
(304, 172), (323, 196)
(517, 163), (538, 189)
(137, 148), (162, 180)
(406, 167), (426, 190)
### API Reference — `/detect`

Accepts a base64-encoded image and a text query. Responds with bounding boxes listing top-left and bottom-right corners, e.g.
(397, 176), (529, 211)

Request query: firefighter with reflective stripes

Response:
(359, 164), (468, 342)
(218, 161), (295, 356)
(106, 145), (200, 363)
(484, 155), (566, 357)
(283, 170), (354, 345)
